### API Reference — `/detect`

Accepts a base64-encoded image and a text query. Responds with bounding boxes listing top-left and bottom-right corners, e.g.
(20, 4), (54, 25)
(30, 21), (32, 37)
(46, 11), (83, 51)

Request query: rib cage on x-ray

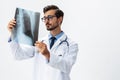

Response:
(12, 8), (40, 46)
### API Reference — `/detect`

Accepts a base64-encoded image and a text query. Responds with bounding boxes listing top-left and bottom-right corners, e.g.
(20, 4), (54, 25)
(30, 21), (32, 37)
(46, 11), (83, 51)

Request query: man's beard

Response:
(46, 23), (58, 31)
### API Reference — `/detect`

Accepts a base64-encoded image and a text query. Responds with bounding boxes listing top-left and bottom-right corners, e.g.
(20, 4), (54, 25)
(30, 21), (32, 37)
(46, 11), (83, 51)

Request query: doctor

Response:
(7, 5), (79, 80)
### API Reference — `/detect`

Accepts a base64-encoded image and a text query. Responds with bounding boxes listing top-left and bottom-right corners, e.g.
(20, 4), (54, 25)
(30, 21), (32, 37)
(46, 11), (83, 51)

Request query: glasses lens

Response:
(48, 15), (54, 19)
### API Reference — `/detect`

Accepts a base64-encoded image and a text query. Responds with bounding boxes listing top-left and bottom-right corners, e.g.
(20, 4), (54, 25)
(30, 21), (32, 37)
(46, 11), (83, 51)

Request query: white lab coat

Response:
(9, 33), (79, 80)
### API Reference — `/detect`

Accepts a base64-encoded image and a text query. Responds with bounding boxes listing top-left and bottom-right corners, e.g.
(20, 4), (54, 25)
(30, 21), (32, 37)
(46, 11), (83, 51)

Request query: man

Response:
(7, 5), (79, 80)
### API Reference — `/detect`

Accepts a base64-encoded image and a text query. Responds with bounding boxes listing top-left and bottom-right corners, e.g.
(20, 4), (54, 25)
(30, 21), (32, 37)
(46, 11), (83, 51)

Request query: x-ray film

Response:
(12, 7), (40, 46)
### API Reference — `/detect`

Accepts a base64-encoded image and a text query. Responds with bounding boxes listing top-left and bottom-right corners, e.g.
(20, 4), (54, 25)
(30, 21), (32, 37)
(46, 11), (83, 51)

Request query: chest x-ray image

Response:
(12, 7), (40, 46)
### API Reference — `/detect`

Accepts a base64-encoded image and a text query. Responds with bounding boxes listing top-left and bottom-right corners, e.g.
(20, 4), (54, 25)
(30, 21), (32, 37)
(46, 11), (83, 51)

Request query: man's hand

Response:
(35, 41), (50, 60)
(7, 19), (16, 33)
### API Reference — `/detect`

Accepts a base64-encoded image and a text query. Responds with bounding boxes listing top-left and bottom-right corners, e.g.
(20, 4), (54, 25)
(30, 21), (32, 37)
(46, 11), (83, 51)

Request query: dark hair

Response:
(43, 5), (64, 18)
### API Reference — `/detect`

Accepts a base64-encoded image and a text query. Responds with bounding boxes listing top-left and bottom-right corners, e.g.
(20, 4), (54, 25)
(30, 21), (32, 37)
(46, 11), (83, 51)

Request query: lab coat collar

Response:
(50, 33), (67, 50)
(41, 33), (67, 50)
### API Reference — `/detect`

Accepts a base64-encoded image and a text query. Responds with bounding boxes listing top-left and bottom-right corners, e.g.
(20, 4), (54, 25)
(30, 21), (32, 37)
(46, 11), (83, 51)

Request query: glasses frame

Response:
(41, 15), (56, 22)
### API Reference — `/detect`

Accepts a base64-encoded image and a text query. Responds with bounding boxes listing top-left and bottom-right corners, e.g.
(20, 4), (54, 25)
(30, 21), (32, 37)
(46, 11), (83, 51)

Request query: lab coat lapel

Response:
(51, 33), (66, 50)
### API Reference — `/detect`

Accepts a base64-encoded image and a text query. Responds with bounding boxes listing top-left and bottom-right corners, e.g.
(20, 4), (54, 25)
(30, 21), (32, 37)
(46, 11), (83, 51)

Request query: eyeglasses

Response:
(41, 15), (56, 22)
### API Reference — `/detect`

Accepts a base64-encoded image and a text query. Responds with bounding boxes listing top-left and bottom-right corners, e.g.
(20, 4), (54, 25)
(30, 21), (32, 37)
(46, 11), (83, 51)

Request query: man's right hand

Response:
(7, 19), (16, 33)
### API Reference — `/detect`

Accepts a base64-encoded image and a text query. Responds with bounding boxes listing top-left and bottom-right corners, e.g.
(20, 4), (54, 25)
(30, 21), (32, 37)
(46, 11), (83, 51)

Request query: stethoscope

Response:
(59, 36), (69, 47)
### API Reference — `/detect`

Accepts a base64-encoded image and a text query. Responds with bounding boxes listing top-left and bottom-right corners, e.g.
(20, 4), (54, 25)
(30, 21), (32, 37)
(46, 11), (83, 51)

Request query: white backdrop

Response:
(0, 0), (120, 80)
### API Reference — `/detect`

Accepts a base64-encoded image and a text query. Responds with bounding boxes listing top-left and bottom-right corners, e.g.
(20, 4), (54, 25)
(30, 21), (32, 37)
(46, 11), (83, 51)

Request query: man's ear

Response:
(58, 17), (63, 24)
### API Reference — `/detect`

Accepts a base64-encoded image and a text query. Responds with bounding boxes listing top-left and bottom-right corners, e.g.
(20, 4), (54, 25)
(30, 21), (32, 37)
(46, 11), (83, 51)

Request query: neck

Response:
(50, 27), (62, 36)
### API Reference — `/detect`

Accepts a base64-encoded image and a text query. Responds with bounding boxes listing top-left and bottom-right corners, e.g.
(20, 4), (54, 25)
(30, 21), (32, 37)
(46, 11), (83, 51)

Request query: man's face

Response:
(43, 10), (59, 31)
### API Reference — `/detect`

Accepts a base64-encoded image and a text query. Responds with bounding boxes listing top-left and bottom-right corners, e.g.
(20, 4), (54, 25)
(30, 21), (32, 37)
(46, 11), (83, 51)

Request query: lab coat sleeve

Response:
(9, 41), (35, 60)
(48, 42), (79, 74)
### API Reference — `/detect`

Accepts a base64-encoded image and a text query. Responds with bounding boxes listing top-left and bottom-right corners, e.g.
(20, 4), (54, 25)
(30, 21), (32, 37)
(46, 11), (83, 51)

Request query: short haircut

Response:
(43, 5), (64, 18)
